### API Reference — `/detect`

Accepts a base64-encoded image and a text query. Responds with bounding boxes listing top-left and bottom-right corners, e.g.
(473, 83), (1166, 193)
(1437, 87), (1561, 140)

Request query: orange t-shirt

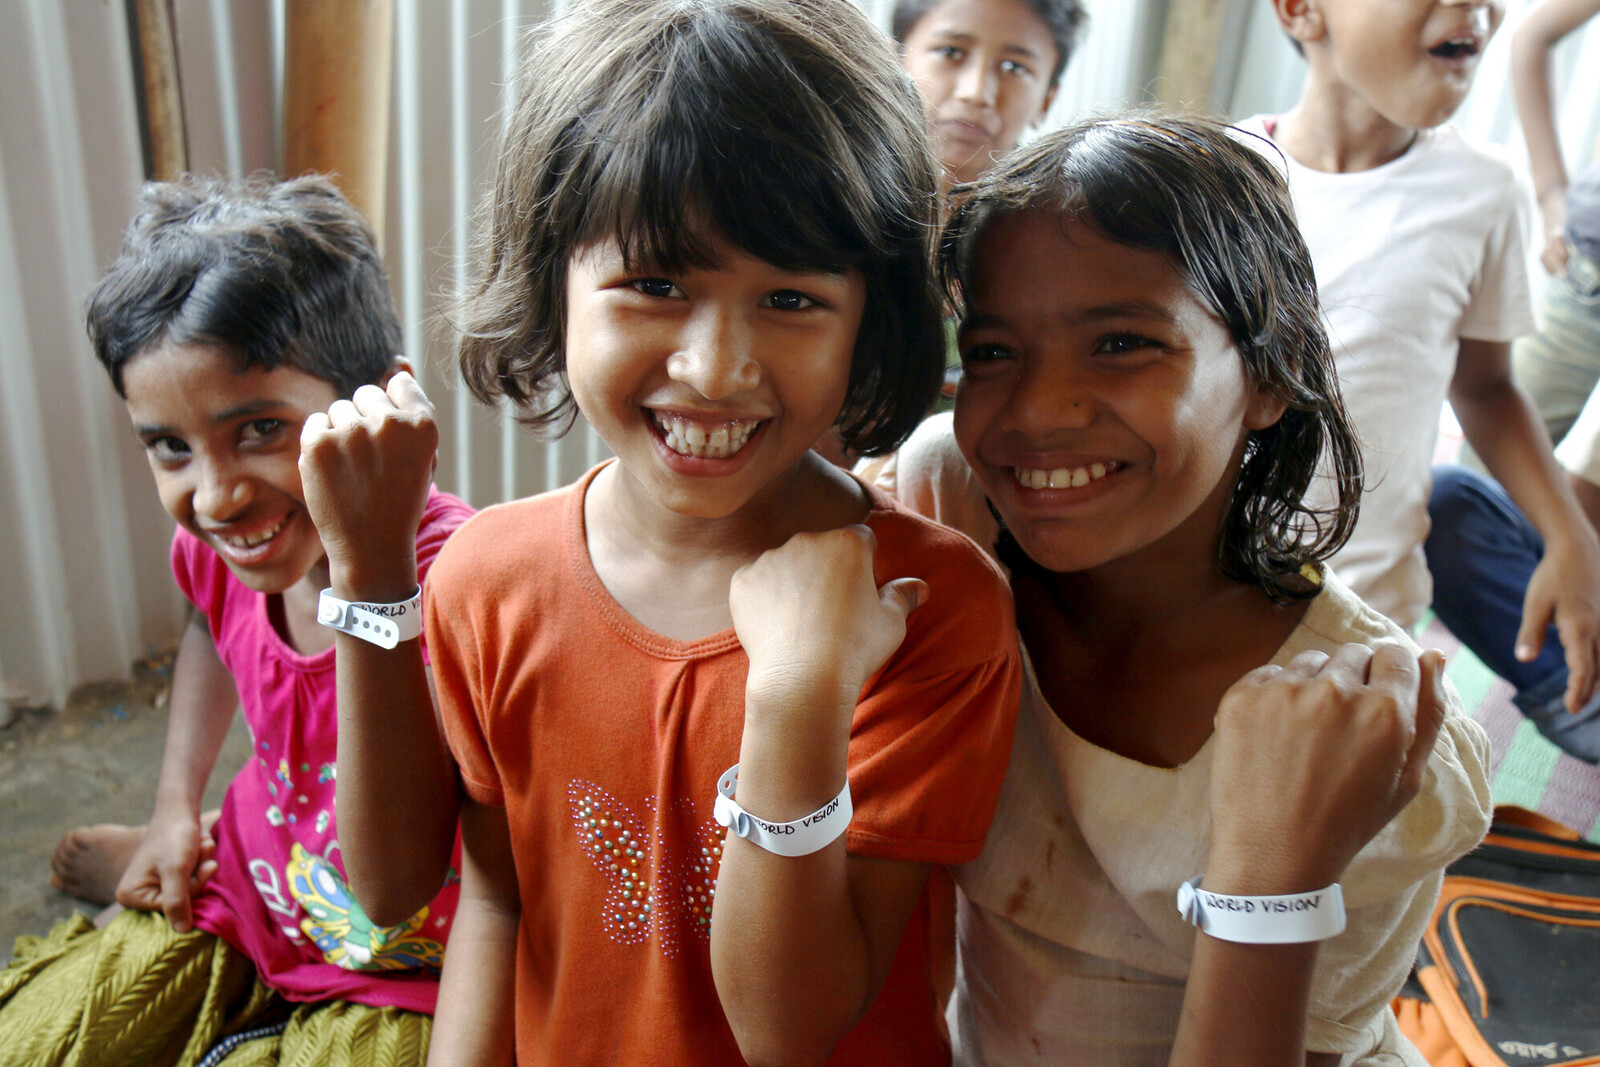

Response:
(427, 463), (1020, 1065)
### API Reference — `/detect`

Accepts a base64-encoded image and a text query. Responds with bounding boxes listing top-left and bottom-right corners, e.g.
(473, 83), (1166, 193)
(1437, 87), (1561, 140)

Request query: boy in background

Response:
(893, 0), (1087, 195)
(1238, 0), (1600, 762)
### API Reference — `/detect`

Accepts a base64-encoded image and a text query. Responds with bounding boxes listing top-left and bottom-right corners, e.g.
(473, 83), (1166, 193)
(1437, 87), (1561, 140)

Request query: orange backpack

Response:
(1394, 808), (1600, 1067)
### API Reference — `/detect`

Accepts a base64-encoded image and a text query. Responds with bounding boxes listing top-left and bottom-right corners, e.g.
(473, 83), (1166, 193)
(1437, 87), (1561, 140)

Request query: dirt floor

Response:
(0, 652), (251, 955)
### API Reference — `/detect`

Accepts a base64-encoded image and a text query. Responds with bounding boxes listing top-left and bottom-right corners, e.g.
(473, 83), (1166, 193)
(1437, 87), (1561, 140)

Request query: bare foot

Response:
(50, 824), (144, 905)
(49, 810), (221, 906)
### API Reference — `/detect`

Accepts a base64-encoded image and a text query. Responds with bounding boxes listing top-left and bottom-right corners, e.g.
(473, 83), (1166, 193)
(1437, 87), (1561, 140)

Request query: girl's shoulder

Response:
(1293, 568), (1418, 655)
(170, 524), (248, 623)
(427, 473), (592, 603)
(862, 469), (1006, 587)
(859, 478), (1018, 676)
(855, 413), (1000, 561)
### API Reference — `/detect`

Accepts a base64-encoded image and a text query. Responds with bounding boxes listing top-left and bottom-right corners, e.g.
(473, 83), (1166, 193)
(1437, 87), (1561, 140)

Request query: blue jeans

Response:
(1425, 464), (1600, 762)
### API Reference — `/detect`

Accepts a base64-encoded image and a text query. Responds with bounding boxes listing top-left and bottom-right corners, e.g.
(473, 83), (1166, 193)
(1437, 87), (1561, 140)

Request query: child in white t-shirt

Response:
(1240, 0), (1600, 759)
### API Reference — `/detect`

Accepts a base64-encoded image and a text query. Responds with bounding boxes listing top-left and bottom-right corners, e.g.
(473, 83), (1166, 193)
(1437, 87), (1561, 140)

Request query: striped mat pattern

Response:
(1420, 614), (1600, 841)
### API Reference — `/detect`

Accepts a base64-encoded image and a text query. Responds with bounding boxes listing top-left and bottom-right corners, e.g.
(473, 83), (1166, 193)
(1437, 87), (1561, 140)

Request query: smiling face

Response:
(122, 340), (338, 595)
(900, 0), (1059, 188)
(563, 234), (865, 521)
(1294, 0), (1502, 131)
(953, 211), (1286, 577)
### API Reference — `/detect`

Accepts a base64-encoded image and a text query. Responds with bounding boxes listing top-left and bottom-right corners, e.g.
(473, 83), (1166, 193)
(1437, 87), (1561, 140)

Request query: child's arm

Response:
(115, 612), (240, 932)
(1573, 470), (1600, 533)
(426, 796), (519, 1067)
(713, 525), (930, 1066)
(299, 369), (459, 925)
(1170, 644), (1447, 1067)
(1451, 339), (1600, 712)
(1511, 0), (1600, 275)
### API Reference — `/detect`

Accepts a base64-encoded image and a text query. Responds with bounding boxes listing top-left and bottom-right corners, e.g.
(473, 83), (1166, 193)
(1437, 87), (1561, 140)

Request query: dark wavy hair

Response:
(942, 112), (1362, 601)
(891, 0), (1088, 88)
(455, 0), (946, 456)
(86, 174), (399, 398)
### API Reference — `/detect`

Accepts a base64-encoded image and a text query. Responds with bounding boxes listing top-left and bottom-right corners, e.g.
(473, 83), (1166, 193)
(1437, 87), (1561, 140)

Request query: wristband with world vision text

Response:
(713, 763), (852, 858)
(1176, 875), (1347, 944)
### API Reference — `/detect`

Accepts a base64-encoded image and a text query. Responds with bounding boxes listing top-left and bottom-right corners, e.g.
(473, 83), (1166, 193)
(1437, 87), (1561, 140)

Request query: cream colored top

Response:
(1556, 383), (1600, 485)
(864, 415), (1493, 1066)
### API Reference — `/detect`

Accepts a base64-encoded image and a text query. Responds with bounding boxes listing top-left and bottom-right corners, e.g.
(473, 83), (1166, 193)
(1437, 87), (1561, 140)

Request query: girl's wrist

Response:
(723, 760), (849, 825)
(734, 714), (851, 823)
(1537, 183), (1569, 210)
(744, 670), (860, 725)
(328, 556), (419, 604)
(150, 794), (203, 826)
(1202, 841), (1345, 897)
(1539, 518), (1597, 559)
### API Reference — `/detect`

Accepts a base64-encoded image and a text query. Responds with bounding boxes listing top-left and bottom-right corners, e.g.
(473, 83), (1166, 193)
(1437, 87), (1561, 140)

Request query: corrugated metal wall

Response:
(6, 0), (1590, 714)
(2, 0), (166, 717)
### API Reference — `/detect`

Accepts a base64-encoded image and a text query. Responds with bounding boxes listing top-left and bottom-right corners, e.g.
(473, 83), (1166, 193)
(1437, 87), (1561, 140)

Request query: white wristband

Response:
(1176, 876), (1346, 944)
(713, 764), (851, 857)
(317, 587), (422, 649)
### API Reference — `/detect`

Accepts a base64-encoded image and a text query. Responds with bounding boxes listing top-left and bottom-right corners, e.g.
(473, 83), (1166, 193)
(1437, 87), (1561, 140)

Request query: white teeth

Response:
(653, 412), (760, 459)
(1013, 462), (1114, 491)
(221, 517), (286, 549)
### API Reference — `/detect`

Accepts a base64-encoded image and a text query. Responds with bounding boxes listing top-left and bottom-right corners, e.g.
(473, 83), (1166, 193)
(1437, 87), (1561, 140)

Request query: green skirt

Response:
(0, 909), (430, 1066)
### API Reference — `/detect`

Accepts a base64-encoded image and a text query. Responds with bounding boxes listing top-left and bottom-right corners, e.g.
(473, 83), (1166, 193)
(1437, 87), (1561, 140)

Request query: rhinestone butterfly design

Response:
(568, 780), (725, 959)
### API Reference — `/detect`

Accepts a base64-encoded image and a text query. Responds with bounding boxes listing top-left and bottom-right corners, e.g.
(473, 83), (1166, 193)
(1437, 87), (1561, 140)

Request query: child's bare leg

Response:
(51, 825), (143, 904)
(50, 810), (221, 905)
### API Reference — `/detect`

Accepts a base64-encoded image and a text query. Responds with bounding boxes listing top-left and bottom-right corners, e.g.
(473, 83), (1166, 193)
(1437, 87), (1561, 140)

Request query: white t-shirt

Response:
(867, 415), (1493, 1066)
(1237, 117), (1535, 628)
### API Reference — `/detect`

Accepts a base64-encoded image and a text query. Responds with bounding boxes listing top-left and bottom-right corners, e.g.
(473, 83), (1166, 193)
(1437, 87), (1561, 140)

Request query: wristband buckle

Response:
(317, 587), (422, 649)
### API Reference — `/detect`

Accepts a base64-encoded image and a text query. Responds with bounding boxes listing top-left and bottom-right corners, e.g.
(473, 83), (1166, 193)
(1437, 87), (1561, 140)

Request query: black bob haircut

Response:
(86, 174), (400, 398)
(890, 0), (1088, 88)
(942, 112), (1363, 602)
(455, 0), (947, 456)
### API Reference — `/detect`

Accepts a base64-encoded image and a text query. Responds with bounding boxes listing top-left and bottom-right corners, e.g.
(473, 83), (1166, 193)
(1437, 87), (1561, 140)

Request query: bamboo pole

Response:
(283, 0), (395, 246)
(1154, 0), (1230, 112)
(125, 0), (188, 180)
